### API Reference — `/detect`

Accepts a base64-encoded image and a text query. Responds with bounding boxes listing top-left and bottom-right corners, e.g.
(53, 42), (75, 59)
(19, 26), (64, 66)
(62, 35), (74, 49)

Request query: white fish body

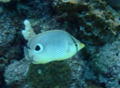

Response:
(25, 30), (85, 64)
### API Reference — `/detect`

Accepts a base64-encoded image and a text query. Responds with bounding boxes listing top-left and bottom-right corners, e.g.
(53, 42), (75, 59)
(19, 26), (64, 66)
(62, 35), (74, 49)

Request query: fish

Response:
(24, 30), (85, 64)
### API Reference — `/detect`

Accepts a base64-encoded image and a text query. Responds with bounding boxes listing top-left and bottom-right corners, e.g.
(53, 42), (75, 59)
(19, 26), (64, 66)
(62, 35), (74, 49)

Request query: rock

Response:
(0, 14), (16, 55)
(4, 59), (30, 85)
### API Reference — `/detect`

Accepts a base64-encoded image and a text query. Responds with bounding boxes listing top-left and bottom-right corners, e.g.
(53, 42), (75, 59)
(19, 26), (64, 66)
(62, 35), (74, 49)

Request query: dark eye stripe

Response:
(70, 36), (79, 52)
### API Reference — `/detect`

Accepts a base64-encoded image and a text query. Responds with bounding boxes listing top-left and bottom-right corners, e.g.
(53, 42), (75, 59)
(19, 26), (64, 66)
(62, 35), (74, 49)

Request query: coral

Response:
(91, 40), (120, 75)
(91, 40), (120, 88)
(0, 14), (16, 48)
(0, 13), (17, 57)
(22, 20), (35, 40)
(0, 10), (24, 88)
(0, 13), (23, 71)
(4, 59), (30, 85)
(53, 0), (120, 45)
(67, 55), (89, 88)
(98, 75), (120, 88)
(17, 0), (52, 19)
(106, 0), (120, 9)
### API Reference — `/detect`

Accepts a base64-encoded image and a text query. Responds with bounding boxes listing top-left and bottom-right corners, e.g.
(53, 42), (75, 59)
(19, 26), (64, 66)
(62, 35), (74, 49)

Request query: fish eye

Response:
(34, 44), (43, 52)
(35, 45), (40, 51)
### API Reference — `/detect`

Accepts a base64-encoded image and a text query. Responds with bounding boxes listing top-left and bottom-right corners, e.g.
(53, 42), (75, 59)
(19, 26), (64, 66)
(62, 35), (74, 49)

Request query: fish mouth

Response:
(80, 43), (85, 49)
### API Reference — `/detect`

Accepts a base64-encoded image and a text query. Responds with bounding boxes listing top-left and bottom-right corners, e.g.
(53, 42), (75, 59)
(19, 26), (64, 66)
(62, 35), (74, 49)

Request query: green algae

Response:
(26, 61), (71, 88)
